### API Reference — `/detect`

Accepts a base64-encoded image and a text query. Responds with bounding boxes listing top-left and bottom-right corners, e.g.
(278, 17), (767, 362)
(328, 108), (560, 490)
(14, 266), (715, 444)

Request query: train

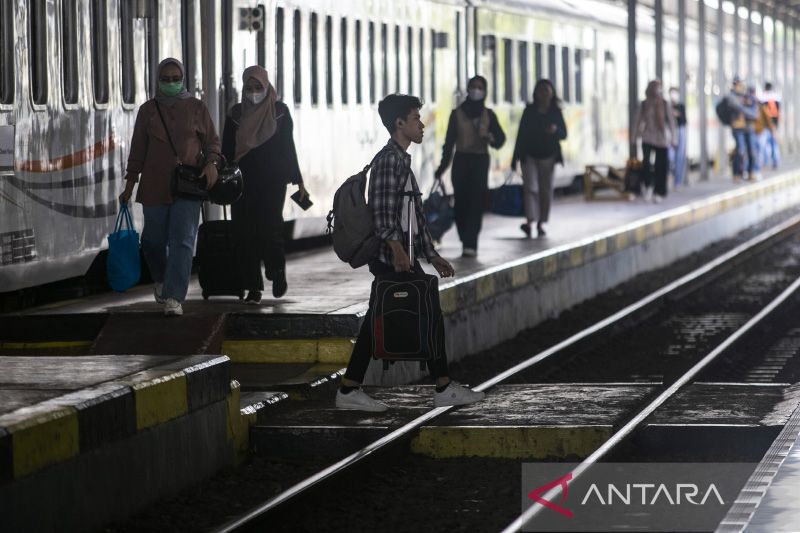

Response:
(0, 0), (787, 293)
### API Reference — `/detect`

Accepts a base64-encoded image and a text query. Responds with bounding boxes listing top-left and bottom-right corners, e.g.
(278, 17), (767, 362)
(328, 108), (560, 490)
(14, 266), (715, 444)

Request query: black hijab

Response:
(461, 75), (488, 118)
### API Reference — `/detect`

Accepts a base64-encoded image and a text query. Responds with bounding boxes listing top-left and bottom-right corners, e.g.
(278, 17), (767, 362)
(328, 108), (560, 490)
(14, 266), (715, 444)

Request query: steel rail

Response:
(214, 215), (800, 533)
(501, 275), (800, 532)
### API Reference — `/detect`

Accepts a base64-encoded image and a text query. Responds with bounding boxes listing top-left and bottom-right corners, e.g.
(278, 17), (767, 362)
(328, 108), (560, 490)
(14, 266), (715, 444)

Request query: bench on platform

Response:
(583, 164), (632, 200)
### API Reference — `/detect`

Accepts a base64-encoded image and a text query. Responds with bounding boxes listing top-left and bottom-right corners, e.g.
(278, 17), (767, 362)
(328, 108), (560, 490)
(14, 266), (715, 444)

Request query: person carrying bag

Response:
(118, 57), (221, 316)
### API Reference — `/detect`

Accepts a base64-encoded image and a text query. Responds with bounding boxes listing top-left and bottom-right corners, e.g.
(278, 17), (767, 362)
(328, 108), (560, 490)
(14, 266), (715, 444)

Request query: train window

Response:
(561, 47), (570, 102)
(381, 24), (388, 97)
(503, 38), (513, 103)
(369, 22), (377, 103)
(455, 13), (462, 90)
(340, 18), (348, 104)
(575, 49), (583, 104)
(518, 41), (529, 102)
(489, 35), (498, 104)
(325, 15), (332, 106)
(534, 42), (543, 81)
(91, 0), (109, 104)
(310, 12), (318, 105)
(355, 20), (362, 104)
(547, 44), (556, 89)
(29, 0), (48, 105)
(293, 10), (301, 104)
(430, 28), (436, 102)
(120, 0), (135, 104)
(407, 27), (413, 96)
(394, 25), (400, 93)
(62, 1), (79, 104)
(0, 0), (12, 105)
(275, 7), (284, 99)
(418, 28), (424, 100)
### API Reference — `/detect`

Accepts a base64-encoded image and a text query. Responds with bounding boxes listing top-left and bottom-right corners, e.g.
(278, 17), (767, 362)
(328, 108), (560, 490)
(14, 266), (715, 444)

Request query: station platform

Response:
(253, 382), (796, 461)
(717, 389), (800, 533)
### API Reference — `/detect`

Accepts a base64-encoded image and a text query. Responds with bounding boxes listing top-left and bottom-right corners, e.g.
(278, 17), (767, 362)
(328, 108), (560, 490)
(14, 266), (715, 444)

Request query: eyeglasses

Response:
(159, 76), (183, 83)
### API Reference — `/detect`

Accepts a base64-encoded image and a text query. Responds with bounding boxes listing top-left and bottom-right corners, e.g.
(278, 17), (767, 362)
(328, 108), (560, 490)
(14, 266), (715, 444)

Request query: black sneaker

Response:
(520, 223), (531, 239)
(245, 290), (262, 305)
(272, 270), (287, 298)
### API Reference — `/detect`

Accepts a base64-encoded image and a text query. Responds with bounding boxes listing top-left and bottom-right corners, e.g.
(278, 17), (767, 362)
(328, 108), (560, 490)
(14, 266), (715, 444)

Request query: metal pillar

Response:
(678, 0), (686, 101)
(733, 1), (740, 76)
(773, 6), (779, 85)
(698, 0), (709, 180)
(760, 7), (767, 85)
(793, 20), (798, 152)
(717, 2), (726, 174)
(747, 0), (753, 79)
(628, 0), (638, 160)
(655, 0), (663, 81)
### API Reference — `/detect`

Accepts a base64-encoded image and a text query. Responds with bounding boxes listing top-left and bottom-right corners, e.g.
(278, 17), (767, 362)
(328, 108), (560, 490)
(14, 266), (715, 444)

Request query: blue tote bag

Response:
(106, 204), (141, 292)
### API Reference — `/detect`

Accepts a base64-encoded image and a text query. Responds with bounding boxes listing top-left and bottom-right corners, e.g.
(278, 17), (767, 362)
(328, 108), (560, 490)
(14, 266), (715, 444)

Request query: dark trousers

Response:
(452, 152), (490, 250)
(343, 261), (449, 383)
(231, 183), (287, 291)
(642, 143), (669, 197)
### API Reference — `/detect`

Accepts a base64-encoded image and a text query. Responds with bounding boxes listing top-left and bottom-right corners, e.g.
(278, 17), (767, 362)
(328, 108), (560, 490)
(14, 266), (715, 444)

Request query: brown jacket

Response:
(126, 98), (221, 205)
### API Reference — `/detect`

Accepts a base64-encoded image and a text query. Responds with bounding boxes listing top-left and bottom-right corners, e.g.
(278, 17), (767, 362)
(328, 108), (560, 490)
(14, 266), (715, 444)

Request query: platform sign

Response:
(0, 125), (13, 170)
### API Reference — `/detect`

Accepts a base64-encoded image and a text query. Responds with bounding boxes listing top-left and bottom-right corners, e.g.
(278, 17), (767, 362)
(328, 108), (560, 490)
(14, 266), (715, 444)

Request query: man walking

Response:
(335, 94), (485, 412)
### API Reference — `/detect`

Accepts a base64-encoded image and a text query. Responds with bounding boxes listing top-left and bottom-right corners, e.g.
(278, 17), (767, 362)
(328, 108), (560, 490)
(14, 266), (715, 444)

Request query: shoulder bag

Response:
(154, 100), (209, 201)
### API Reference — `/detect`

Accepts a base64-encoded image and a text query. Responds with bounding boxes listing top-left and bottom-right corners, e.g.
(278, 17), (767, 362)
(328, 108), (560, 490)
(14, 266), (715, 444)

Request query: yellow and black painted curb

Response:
(0, 355), (232, 482)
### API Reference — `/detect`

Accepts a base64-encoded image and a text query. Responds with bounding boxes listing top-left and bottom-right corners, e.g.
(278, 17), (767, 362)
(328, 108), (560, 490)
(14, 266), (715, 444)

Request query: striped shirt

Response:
(369, 139), (438, 266)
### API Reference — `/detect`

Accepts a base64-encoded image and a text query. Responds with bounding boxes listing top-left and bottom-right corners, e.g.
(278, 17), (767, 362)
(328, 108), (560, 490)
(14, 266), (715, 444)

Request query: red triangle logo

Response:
(527, 472), (574, 518)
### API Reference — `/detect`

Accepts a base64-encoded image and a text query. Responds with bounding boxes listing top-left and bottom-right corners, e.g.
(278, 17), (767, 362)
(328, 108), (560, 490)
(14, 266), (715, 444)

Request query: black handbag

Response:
(154, 100), (209, 201)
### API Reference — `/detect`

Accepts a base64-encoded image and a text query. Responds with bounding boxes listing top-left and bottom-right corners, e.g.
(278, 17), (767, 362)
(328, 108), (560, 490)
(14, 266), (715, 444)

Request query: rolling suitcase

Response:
(196, 204), (244, 300)
(372, 189), (444, 370)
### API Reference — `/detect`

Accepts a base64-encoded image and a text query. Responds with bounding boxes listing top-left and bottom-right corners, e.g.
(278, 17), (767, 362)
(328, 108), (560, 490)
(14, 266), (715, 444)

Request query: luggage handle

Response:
(114, 204), (135, 233)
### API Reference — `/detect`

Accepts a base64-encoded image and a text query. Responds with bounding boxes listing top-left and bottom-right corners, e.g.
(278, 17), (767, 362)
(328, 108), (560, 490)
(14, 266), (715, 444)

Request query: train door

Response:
(221, 0), (267, 115)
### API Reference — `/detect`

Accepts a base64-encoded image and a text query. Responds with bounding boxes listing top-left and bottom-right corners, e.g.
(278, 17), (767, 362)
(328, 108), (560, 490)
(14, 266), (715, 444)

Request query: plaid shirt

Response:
(369, 139), (438, 266)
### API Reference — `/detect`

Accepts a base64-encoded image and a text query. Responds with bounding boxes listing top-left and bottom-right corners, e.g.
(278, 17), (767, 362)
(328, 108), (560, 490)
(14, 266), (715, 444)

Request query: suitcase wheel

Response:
(202, 291), (209, 300)
(419, 361), (426, 371)
(238, 292), (244, 300)
(382, 360), (389, 371)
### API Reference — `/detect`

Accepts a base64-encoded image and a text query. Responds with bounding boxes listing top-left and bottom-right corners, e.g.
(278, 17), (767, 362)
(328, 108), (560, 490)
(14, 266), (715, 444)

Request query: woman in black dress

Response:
(222, 65), (306, 303)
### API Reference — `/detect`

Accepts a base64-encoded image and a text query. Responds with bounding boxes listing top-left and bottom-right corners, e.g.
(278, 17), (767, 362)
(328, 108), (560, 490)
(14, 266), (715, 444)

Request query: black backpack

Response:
(715, 98), (733, 126)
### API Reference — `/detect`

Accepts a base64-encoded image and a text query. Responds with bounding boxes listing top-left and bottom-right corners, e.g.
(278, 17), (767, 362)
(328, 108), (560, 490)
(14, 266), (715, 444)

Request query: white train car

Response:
(0, 0), (771, 295)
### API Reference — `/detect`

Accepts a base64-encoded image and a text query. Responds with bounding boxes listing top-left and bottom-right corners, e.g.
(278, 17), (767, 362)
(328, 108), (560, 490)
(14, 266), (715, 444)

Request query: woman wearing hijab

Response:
(435, 75), (506, 257)
(222, 66), (305, 304)
(634, 80), (677, 203)
(119, 58), (221, 316)
(511, 79), (567, 238)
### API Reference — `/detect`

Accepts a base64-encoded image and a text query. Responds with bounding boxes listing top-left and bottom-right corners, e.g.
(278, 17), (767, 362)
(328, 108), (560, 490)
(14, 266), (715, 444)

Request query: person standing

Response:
(633, 80), (677, 203)
(119, 58), (220, 316)
(511, 79), (567, 238)
(435, 75), (506, 257)
(668, 87), (688, 188)
(761, 82), (781, 169)
(222, 66), (306, 303)
(726, 77), (759, 182)
(335, 94), (484, 412)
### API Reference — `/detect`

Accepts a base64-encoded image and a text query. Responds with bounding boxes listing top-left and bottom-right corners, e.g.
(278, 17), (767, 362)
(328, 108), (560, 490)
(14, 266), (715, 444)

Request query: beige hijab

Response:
(234, 66), (278, 162)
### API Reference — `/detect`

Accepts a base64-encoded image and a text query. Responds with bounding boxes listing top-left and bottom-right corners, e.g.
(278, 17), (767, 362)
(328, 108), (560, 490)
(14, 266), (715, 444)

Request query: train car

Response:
(0, 0), (773, 295)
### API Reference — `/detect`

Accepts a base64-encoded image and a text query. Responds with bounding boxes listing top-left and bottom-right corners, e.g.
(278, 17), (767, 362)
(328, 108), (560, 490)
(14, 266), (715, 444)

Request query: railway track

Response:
(214, 215), (800, 533)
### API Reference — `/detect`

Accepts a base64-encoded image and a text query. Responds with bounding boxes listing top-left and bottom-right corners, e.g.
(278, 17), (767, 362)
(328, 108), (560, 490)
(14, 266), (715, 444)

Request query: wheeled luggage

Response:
(196, 204), (244, 300)
(372, 189), (444, 370)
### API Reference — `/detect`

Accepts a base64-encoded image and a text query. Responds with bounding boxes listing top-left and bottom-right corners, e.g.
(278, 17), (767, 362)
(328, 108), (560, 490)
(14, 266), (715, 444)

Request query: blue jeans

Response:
(668, 126), (687, 186)
(732, 129), (759, 177)
(141, 199), (202, 302)
(759, 129), (780, 168)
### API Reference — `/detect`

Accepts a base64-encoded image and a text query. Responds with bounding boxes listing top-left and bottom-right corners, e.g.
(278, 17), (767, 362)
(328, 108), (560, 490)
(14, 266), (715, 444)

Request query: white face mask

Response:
(468, 89), (485, 101)
(246, 89), (268, 105)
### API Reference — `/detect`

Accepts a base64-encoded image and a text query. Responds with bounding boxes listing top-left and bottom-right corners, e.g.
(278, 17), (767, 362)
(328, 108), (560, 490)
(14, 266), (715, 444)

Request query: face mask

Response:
(468, 89), (485, 101)
(246, 89), (268, 105)
(669, 91), (679, 102)
(159, 81), (184, 97)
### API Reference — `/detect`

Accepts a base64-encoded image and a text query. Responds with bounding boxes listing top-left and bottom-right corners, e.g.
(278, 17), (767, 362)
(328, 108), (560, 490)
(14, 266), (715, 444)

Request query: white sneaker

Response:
(462, 247), (477, 258)
(644, 187), (654, 201)
(153, 283), (165, 304)
(434, 381), (485, 407)
(164, 298), (183, 316)
(652, 194), (663, 204)
(335, 389), (389, 412)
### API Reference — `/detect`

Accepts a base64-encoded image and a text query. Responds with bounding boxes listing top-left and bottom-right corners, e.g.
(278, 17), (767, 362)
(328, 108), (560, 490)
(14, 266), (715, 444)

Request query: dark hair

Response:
(378, 94), (423, 133)
(467, 75), (488, 91)
(532, 79), (561, 110)
(765, 82), (773, 91)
